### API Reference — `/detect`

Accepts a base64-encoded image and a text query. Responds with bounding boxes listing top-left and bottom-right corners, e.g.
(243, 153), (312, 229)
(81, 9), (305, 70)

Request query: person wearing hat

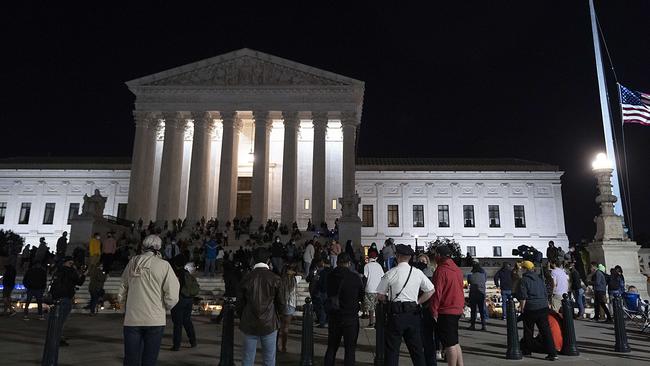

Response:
(49, 256), (87, 348)
(119, 234), (179, 366)
(376, 244), (434, 366)
(519, 260), (558, 361)
(363, 251), (385, 328)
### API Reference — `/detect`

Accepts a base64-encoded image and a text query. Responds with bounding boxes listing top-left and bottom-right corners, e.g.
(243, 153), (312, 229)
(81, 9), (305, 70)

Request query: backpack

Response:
(181, 271), (200, 298)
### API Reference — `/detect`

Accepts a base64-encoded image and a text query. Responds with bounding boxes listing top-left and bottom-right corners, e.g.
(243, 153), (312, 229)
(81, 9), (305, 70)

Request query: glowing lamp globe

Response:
(591, 153), (612, 171)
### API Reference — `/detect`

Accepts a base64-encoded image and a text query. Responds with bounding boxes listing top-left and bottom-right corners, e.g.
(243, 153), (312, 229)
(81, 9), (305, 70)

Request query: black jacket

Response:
(23, 266), (47, 290)
(326, 266), (364, 318)
(236, 266), (285, 336)
(51, 266), (85, 300)
(519, 271), (548, 311)
(494, 268), (513, 291)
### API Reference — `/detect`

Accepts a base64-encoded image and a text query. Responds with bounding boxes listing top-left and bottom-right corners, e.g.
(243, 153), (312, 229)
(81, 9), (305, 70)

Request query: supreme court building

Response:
(0, 49), (569, 256)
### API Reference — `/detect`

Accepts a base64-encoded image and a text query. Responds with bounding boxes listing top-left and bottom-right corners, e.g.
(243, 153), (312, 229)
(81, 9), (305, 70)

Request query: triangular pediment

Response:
(127, 48), (362, 88)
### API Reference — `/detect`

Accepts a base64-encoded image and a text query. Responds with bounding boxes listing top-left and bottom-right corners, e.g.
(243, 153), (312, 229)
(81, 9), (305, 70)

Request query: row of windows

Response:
(0, 202), (127, 225)
(465, 246), (503, 257)
(303, 199), (339, 210)
(361, 204), (527, 228)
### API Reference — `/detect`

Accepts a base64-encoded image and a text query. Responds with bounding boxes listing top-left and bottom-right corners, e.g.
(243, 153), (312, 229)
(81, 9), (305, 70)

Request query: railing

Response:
(102, 215), (134, 227)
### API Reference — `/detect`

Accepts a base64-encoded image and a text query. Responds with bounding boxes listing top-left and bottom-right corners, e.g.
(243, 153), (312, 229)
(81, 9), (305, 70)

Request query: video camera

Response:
(512, 245), (542, 263)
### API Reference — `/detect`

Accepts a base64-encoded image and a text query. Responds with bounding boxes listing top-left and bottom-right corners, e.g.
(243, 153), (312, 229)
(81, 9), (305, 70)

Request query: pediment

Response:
(127, 48), (362, 88)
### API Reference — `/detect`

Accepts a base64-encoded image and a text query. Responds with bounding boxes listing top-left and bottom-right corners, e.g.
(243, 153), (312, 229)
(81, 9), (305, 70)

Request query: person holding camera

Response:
(376, 244), (435, 366)
(50, 256), (87, 347)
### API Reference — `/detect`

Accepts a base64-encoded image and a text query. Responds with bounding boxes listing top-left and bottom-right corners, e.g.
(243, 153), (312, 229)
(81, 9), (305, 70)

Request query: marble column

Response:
(311, 112), (328, 227)
(156, 112), (186, 222)
(126, 110), (153, 221)
(216, 111), (241, 223)
(186, 111), (214, 222)
(281, 111), (299, 225)
(338, 111), (362, 248)
(251, 110), (272, 229)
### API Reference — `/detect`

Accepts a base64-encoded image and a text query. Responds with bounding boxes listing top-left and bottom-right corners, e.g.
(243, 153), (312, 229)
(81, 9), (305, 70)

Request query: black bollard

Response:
(300, 297), (314, 366)
(560, 293), (579, 356)
(612, 294), (631, 353)
(505, 295), (522, 360)
(41, 302), (62, 366)
(218, 297), (236, 366)
(374, 301), (387, 366)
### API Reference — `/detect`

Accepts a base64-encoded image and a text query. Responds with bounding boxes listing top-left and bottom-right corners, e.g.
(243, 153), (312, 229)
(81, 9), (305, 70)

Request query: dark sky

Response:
(2, 1), (649, 243)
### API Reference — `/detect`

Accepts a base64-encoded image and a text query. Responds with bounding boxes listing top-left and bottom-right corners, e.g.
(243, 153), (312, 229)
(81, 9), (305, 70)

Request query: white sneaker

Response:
(436, 351), (443, 360)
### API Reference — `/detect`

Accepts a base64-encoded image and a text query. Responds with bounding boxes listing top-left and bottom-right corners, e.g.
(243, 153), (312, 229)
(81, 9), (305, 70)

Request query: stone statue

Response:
(81, 189), (107, 218)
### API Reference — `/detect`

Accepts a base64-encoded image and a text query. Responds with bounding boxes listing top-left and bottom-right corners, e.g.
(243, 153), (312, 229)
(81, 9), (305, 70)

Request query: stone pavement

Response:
(0, 313), (649, 365)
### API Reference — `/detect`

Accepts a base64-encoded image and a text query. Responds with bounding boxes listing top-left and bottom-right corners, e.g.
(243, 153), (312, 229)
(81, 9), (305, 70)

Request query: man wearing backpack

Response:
(170, 256), (198, 351)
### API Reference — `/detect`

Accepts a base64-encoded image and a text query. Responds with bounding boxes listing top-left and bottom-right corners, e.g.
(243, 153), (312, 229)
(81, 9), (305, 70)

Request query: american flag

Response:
(619, 84), (650, 126)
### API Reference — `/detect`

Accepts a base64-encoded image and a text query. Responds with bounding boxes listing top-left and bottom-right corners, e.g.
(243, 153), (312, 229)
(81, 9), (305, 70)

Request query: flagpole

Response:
(616, 83), (635, 238)
(589, 0), (625, 219)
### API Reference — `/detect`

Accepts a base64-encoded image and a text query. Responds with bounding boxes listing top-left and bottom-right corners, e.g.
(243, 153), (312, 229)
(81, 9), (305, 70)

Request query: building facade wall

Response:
(356, 170), (569, 257)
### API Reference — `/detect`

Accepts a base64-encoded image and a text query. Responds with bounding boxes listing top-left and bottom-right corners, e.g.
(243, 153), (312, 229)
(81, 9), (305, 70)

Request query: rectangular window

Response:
(117, 203), (128, 219)
(488, 205), (500, 228)
(467, 246), (476, 257)
(68, 203), (80, 224)
(412, 205), (424, 227)
(332, 199), (337, 210)
(42, 203), (56, 225)
(463, 205), (475, 227)
(493, 246), (502, 257)
(304, 199), (310, 210)
(0, 202), (6, 224)
(362, 205), (374, 227)
(514, 205), (526, 228)
(18, 202), (31, 224)
(387, 205), (399, 227)
(438, 205), (450, 227)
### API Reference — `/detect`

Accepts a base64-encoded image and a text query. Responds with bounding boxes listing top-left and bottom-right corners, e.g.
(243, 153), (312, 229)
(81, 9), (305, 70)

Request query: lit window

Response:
(488, 205), (500, 228)
(514, 205), (526, 228)
(304, 199), (310, 210)
(68, 203), (80, 224)
(413, 205), (424, 227)
(463, 205), (475, 228)
(332, 199), (337, 210)
(18, 202), (31, 224)
(362, 205), (374, 227)
(0, 202), (6, 224)
(438, 205), (450, 227)
(387, 205), (399, 227)
(43, 203), (56, 225)
(467, 246), (476, 257)
(493, 246), (502, 257)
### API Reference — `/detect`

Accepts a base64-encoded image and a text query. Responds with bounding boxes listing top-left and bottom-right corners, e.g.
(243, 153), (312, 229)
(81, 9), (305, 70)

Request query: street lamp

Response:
(592, 152), (613, 171)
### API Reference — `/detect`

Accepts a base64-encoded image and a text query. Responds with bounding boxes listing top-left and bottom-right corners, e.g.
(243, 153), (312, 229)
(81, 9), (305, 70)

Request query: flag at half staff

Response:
(619, 84), (650, 126)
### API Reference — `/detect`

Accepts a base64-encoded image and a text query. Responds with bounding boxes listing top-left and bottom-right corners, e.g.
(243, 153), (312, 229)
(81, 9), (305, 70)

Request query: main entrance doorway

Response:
(236, 177), (252, 218)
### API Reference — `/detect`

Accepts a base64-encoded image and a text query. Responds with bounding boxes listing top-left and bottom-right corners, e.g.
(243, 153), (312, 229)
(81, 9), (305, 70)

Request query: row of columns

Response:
(126, 110), (360, 228)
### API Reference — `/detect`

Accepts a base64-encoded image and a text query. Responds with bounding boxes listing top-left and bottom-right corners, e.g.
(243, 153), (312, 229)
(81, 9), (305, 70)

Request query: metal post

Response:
(374, 301), (387, 366)
(561, 293), (579, 356)
(300, 297), (314, 366)
(41, 302), (62, 366)
(505, 295), (522, 360)
(612, 294), (631, 353)
(218, 297), (236, 366)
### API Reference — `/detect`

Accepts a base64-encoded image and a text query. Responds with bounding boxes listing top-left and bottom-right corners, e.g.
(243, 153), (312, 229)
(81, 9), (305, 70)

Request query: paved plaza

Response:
(1, 313), (649, 365)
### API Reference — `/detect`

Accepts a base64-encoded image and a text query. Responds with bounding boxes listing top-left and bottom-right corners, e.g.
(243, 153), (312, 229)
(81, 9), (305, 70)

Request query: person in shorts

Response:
(362, 252), (384, 327)
(430, 245), (465, 366)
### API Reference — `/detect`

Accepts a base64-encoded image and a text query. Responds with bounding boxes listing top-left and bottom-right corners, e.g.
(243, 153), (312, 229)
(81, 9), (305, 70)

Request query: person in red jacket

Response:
(430, 246), (465, 366)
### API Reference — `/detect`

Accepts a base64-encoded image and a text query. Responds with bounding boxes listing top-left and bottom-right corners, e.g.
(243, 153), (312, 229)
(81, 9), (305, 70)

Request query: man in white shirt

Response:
(376, 244), (435, 366)
(363, 252), (385, 328)
(303, 240), (315, 275)
(550, 262), (569, 312)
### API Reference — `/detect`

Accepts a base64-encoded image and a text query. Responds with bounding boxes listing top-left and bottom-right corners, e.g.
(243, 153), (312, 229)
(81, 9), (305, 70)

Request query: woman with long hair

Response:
(278, 262), (302, 353)
(468, 262), (488, 331)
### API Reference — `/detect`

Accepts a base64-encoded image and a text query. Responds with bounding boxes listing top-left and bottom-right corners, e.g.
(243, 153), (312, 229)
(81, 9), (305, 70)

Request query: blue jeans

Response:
(241, 330), (277, 366)
(573, 288), (585, 317)
(385, 256), (395, 270)
(204, 258), (216, 276)
(48, 297), (72, 364)
(500, 290), (512, 319)
(123, 326), (164, 366)
(171, 297), (196, 349)
(330, 255), (338, 268)
(318, 292), (328, 326)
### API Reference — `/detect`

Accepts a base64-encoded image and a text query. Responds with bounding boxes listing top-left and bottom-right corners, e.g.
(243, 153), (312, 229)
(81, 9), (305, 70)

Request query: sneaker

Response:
(545, 355), (558, 361)
(59, 340), (70, 347)
(480, 326), (487, 331)
(23, 315), (29, 321)
(436, 351), (443, 360)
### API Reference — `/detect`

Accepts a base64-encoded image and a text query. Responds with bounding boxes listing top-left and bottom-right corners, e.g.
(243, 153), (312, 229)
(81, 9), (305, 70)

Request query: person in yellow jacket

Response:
(88, 233), (102, 269)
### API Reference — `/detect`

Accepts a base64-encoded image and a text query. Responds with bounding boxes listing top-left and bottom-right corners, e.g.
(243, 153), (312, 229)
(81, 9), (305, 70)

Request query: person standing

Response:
(2, 264), (17, 316)
(568, 262), (585, 319)
(88, 233), (102, 269)
(119, 235), (180, 366)
(382, 239), (396, 270)
(329, 240), (342, 269)
(377, 244), (435, 366)
(278, 263), (302, 353)
(549, 262), (569, 312)
(22, 262), (47, 320)
(303, 240), (315, 275)
(363, 252), (384, 328)
(467, 263), (487, 331)
(546, 241), (558, 265)
(323, 253), (364, 366)
(170, 256), (198, 351)
(50, 257), (87, 347)
(87, 264), (107, 315)
(204, 237), (218, 277)
(414, 253), (437, 366)
(518, 260), (558, 360)
(56, 232), (68, 259)
(590, 263), (612, 322)
(430, 245), (465, 366)
(493, 262), (513, 320)
(270, 237), (285, 274)
(236, 248), (285, 366)
(34, 238), (49, 266)
(102, 232), (117, 273)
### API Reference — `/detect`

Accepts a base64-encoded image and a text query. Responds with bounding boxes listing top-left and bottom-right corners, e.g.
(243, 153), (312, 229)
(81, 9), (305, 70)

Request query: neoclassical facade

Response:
(126, 49), (364, 245)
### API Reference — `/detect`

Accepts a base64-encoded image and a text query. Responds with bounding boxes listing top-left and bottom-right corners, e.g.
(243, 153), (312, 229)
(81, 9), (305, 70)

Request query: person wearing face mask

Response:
(88, 233), (102, 269)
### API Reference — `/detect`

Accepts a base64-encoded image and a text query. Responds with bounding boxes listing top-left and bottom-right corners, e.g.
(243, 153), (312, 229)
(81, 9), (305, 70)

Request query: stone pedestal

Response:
(338, 193), (362, 250)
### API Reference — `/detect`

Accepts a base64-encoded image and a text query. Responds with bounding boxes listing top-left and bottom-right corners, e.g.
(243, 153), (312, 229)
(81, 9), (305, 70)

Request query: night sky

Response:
(2, 1), (649, 244)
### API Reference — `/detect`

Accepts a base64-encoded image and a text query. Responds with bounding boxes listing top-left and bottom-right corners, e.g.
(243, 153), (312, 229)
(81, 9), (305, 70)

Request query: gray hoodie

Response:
(119, 251), (179, 326)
